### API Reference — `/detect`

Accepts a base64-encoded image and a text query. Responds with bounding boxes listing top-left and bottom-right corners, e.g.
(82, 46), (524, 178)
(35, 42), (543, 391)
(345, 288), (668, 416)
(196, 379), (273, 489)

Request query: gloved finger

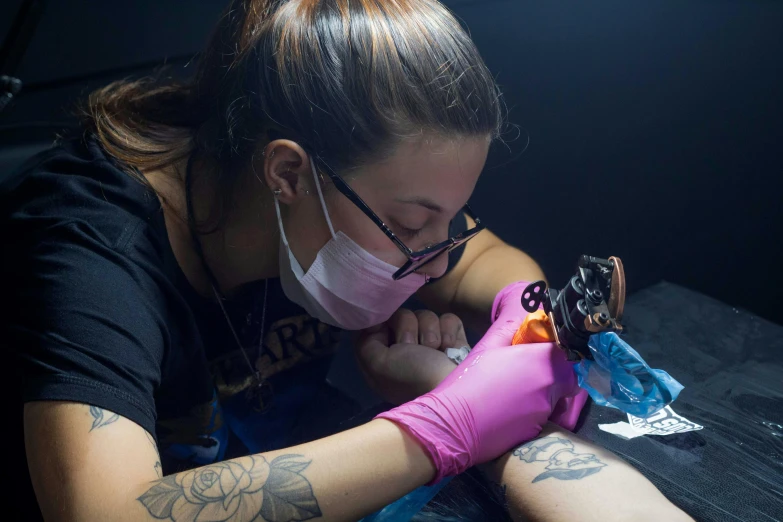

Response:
(471, 315), (524, 354)
(438, 313), (468, 351)
(388, 308), (419, 345)
(550, 388), (589, 431)
(414, 309), (441, 348)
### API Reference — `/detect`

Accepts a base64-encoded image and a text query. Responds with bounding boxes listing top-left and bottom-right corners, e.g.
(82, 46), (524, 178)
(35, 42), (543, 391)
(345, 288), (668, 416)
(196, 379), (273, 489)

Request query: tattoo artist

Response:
(10, 0), (691, 520)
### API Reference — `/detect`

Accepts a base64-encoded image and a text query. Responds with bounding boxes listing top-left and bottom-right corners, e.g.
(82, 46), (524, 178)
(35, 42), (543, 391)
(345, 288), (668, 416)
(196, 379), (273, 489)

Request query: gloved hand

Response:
(377, 281), (587, 484)
(484, 281), (588, 429)
(478, 280), (543, 351)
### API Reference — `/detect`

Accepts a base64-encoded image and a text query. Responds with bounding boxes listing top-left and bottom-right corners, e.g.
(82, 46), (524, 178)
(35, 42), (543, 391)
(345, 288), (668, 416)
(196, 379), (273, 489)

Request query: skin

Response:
(24, 133), (691, 521)
(480, 423), (694, 522)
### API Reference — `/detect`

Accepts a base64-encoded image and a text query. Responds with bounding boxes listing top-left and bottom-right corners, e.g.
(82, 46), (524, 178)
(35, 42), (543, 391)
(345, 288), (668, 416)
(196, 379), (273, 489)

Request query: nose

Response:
(417, 250), (450, 280)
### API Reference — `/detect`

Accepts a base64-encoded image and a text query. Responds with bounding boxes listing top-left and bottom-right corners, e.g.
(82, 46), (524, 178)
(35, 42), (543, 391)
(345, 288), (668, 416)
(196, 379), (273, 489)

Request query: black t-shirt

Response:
(3, 134), (467, 476)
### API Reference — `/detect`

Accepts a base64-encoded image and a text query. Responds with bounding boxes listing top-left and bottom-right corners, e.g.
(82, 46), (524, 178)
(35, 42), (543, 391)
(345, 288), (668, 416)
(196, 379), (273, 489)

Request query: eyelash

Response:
(400, 226), (423, 238)
(393, 222), (423, 238)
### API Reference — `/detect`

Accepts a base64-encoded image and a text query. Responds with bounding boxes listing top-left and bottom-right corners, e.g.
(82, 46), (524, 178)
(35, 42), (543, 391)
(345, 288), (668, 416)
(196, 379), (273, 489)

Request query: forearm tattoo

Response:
(89, 405), (119, 430)
(512, 436), (606, 483)
(137, 454), (321, 521)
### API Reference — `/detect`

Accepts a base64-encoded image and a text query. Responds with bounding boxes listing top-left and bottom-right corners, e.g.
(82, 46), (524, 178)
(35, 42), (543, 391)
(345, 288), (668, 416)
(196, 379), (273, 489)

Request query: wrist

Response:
(370, 418), (437, 485)
(374, 396), (472, 484)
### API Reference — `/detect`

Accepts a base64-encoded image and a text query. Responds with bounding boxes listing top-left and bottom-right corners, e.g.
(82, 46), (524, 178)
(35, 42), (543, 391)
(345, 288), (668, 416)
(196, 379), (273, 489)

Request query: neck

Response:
(147, 156), (281, 299)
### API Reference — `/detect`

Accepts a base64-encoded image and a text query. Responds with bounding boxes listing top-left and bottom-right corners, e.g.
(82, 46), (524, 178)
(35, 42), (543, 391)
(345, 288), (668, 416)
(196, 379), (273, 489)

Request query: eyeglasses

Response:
(317, 162), (486, 280)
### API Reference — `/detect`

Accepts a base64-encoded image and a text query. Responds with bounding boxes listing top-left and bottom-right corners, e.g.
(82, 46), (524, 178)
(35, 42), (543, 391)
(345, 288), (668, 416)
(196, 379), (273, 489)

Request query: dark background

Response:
(2, 0), (782, 325)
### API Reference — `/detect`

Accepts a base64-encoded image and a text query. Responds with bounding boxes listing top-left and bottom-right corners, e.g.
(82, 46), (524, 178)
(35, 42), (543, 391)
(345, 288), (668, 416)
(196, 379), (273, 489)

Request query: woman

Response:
(8, 1), (691, 520)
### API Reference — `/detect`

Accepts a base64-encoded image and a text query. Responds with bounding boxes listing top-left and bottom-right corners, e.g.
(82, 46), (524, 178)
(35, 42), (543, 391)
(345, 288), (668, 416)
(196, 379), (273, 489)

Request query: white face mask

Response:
(274, 158), (427, 330)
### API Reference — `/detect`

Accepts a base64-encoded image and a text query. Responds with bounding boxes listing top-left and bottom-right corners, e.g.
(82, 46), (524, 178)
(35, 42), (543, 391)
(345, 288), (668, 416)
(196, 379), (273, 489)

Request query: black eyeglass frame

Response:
(316, 162), (486, 280)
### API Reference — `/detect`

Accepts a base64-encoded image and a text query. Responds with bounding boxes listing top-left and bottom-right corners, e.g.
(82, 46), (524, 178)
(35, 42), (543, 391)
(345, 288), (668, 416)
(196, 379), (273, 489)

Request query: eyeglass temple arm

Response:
(320, 166), (413, 256)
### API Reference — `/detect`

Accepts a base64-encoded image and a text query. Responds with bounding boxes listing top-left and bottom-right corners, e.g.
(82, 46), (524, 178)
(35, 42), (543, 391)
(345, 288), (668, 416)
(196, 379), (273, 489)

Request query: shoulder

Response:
(3, 133), (168, 261)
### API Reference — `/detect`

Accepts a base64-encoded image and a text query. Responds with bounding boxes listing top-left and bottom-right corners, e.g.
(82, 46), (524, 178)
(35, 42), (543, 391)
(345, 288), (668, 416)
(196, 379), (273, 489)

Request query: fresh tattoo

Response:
(513, 436), (606, 483)
(89, 405), (119, 431)
(137, 454), (321, 521)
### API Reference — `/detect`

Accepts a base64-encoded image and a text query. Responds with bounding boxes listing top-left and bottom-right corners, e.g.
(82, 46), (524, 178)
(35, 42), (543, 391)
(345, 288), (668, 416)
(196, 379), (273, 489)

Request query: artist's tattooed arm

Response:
(26, 402), (434, 521)
(137, 455), (321, 521)
(480, 424), (694, 522)
(89, 405), (162, 477)
(143, 431), (163, 479)
(89, 405), (119, 430)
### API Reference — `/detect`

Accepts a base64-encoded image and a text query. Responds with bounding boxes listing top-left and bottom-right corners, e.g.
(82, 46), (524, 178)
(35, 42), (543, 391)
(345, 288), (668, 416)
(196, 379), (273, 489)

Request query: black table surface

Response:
(364, 282), (783, 522)
(573, 282), (782, 521)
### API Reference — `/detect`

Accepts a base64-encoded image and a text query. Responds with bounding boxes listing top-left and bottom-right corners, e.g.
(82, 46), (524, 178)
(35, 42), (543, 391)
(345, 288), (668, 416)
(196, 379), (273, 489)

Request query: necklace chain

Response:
(185, 153), (272, 410)
(211, 279), (271, 410)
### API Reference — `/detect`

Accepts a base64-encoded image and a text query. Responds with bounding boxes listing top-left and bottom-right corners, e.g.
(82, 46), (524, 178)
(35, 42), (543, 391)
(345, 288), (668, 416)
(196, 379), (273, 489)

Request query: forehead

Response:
(351, 135), (490, 211)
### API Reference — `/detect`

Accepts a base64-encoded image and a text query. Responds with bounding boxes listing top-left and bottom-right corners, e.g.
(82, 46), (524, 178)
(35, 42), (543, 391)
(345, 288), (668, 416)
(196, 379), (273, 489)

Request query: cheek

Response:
(328, 195), (408, 267)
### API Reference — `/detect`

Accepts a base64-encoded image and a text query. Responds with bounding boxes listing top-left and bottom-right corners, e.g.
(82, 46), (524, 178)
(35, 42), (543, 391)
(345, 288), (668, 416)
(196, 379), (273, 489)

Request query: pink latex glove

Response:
(485, 281), (589, 430)
(376, 281), (588, 484)
(486, 280), (545, 348)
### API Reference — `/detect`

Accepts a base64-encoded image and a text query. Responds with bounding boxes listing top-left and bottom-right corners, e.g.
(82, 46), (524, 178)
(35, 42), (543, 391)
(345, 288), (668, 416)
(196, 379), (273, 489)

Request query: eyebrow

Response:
(396, 197), (444, 213)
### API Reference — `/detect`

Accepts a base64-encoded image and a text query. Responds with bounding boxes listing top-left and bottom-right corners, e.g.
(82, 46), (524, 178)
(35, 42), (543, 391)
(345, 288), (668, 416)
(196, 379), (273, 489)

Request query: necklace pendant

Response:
(246, 379), (274, 412)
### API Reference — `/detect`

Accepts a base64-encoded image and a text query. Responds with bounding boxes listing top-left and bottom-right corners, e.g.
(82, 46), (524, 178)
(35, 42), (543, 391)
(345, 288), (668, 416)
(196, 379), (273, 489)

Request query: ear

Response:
(260, 139), (313, 204)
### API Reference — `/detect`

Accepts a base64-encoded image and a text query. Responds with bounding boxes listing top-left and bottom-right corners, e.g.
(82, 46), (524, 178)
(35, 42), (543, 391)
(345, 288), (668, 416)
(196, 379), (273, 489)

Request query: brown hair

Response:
(82, 0), (503, 226)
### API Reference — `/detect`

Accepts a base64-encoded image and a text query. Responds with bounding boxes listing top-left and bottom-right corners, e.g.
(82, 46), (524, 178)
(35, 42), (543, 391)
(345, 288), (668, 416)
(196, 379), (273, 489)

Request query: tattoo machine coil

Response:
(519, 255), (625, 361)
(515, 255), (684, 418)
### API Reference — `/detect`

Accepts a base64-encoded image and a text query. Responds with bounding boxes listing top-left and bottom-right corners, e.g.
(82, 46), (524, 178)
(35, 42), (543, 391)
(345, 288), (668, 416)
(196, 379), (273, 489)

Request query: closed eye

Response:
(400, 226), (424, 238)
(390, 219), (424, 239)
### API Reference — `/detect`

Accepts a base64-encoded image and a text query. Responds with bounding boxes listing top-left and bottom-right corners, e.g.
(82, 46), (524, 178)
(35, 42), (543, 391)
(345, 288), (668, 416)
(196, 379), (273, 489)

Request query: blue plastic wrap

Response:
(359, 477), (454, 522)
(575, 332), (684, 418)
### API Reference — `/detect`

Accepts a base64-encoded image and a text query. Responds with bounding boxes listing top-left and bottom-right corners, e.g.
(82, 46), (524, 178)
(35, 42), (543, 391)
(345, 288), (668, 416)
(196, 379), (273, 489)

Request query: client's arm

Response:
(481, 424), (694, 522)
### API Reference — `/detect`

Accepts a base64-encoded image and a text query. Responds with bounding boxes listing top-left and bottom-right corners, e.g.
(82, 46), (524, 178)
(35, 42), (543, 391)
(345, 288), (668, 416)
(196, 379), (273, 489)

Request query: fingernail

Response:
(426, 332), (439, 345)
(402, 332), (415, 344)
(442, 334), (454, 347)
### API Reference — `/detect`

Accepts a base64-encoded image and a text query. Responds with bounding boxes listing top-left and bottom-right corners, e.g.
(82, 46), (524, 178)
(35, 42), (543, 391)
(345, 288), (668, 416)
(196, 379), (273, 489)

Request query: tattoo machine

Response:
(514, 255), (684, 418)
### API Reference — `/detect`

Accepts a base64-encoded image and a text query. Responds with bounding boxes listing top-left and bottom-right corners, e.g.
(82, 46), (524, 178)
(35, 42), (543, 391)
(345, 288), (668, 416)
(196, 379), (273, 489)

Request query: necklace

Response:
(212, 280), (274, 412)
(184, 153), (273, 412)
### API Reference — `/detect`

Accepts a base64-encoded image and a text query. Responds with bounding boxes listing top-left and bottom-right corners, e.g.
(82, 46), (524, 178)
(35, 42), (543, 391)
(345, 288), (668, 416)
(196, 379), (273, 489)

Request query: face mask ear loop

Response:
(273, 197), (291, 249)
(310, 157), (336, 238)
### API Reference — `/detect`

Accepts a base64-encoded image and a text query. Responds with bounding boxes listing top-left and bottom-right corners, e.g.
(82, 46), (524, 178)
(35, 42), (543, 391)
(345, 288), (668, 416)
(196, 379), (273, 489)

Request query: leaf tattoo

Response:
(137, 476), (180, 519)
(513, 436), (607, 483)
(89, 406), (119, 431)
(137, 454), (321, 521)
(261, 455), (320, 521)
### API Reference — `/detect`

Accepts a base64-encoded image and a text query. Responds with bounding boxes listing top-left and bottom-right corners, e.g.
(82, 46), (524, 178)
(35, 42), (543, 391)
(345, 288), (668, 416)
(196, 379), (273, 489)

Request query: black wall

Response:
(2, 0), (782, 324)
(461, 0), (783, 326)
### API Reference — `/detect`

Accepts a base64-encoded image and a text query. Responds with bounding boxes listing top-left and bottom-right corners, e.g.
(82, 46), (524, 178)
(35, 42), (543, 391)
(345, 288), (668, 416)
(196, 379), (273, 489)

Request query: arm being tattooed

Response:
(512, 436), (606, 483)
(24, 401), (435, 522)
(481, 424), (694, 522)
